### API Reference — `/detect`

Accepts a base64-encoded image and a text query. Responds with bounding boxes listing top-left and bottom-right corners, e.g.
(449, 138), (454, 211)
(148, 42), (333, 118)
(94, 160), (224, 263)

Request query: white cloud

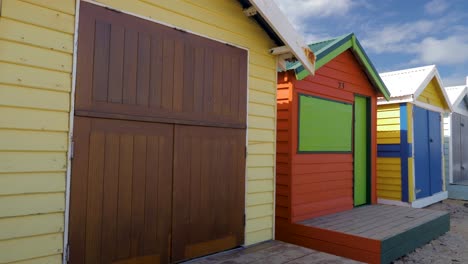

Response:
(274, 0), (354, 22)
(361, 20), (435, 54)
(412, 36), (468, 65)
(425, 0), (449, 15)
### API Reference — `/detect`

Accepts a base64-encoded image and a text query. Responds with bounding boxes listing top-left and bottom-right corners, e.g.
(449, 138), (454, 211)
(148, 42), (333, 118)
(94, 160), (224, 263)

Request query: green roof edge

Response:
(289, 33), (391, 100)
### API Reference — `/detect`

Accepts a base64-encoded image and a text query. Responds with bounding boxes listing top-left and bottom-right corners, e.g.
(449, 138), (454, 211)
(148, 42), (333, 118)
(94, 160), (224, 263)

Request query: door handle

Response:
(462, 166), (465, 170)
(429, 138), (433, 143)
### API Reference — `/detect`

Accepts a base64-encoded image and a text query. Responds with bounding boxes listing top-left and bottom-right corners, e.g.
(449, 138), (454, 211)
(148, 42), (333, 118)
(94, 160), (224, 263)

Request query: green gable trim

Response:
(286, 33), (391, 100)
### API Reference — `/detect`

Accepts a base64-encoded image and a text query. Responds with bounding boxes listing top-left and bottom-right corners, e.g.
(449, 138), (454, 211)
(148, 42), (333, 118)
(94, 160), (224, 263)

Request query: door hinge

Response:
(243, 214), (246, 227)
(65, 243), (70, 263)
(245, 146), (247, 159)
(70, 141), (74, 159)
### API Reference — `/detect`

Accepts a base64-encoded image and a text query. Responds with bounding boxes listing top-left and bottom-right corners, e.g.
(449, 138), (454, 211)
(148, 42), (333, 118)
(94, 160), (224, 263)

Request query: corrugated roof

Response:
(282, 33), (390, 100)
(379, 65), (436, 98)
(445, 85), (466, 105)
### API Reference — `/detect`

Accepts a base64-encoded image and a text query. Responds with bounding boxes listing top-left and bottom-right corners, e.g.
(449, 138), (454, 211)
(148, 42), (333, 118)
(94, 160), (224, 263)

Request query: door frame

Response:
(63, 1), (251, 263)
(353, 95), (371, 206)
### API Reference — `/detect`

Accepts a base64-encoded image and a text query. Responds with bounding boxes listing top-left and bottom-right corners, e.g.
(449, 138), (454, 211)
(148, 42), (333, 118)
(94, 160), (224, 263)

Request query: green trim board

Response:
(298, 94), (352, 152)
(283, 33), (391, 100)
(354, 96), (370, 206)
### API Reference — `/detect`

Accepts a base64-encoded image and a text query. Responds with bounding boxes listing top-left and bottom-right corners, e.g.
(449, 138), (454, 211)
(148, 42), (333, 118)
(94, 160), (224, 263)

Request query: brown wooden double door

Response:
(69, 119), (245, 263)
(69, 2), (247, 263)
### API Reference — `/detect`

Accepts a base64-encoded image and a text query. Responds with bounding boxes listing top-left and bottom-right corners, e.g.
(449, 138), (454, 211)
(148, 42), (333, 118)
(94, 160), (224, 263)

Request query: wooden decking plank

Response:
(373, 211), (448, 240)
(334, 206), (410, 233)
(351, 208), (433, 238)
(299, 205), (376, 226)
(301, 205), (388, 229)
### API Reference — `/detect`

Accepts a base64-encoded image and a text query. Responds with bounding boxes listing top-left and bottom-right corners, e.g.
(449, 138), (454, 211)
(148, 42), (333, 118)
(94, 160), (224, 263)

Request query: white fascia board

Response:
(434, 70), (454, 112)
(248, 0), (315, 75)
(413, 65), (436, 99)
(377, 95), (413, 105)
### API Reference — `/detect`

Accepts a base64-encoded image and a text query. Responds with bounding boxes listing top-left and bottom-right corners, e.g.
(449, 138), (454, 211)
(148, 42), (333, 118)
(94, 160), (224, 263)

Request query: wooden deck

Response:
(186, 240), (361, 263)
(276, 204), (450, 264)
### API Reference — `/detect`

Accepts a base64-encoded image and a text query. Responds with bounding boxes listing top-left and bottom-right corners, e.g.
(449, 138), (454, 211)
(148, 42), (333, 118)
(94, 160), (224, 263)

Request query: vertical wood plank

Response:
(161, 38), (174, 110)
(92, 21), (111, 102)
(130, 136), (147, 257)
(100, 133), (120, 263)
(230, 56), (240, 121)
(136, 32), (150, 106)
(116, 134), (133, 259)
(238, 51), (248, 123)
(108, 25), (125, 104)
(212, 53), (223, 118)
(203, 48), (214, 119)
(173, 39), (184, 112)
(182, 43), (194, 113)
(193, 47), (205, 114)
(85, 129), (106, 263)
(122, 30), (138, 105)
(222, 55), (232, 117)
(149, 35), (163, 109)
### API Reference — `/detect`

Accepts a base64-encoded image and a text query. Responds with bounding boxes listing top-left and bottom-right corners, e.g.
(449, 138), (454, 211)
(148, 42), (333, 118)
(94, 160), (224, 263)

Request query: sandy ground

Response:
(394, 199), (468, 264)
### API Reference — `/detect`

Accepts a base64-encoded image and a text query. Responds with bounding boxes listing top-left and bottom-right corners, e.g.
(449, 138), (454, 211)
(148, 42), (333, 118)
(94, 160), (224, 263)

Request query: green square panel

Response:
(298, 94), (353, 152)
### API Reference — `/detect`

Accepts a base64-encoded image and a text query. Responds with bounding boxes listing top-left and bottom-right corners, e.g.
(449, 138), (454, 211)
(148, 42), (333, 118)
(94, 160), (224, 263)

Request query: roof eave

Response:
(241, 0), (316, 76)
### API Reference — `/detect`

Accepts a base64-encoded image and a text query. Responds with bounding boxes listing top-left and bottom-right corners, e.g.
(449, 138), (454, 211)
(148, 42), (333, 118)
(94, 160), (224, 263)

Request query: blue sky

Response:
(274, 0), (468, 86)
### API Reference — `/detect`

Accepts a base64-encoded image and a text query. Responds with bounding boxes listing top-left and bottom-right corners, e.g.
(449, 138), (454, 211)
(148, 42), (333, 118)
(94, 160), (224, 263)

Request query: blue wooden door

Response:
(413, 106), (442, 199)
(414, 106), (430, 199)
(428, 110), (443, 194)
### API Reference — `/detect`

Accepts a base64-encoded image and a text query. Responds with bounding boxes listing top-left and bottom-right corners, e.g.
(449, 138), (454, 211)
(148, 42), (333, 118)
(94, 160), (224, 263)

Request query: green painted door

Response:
(354, 96), (369, 206)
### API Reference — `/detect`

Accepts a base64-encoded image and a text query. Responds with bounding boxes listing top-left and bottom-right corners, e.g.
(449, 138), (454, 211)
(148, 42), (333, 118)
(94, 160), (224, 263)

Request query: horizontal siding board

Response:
(249, 90), (275, 105)
(0, 172), (65, 195)
(249, 77), (276, 95)
(0, 233), (63, 263)
(0, 18), (73, 53)
(246, 193), (273, 206)
(0, 130), (68, 151)
(247, 180), (274, 193)
(2, 0), (75, 34)
(0, 152), (67, 173)
(247, 167), (274, 180)
(6, 255), (62, 264)
(245, 204), (273, 219)
(0, 62), (71, 92)
(248, 143), (274, 155)
(248, 129), (275, 142)
(0, 85), (69, 111)
(248, 102), (275, 118)
(0, 40), (72, 72)
(245, 216), (273, 233)
(20, 0), (76, 15)
(0, 213), (64, 240)
(244, 228), (272, 245)
(248, 116), (274, 130)
(0, 193), (64, 218)
(0, 107), (69, 131)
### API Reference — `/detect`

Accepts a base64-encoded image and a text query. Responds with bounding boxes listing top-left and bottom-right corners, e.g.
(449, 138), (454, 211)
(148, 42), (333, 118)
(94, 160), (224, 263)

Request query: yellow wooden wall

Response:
(0, 0), (75, 263)
(376, 104), (402, 200)
(417, 77), (449, 110)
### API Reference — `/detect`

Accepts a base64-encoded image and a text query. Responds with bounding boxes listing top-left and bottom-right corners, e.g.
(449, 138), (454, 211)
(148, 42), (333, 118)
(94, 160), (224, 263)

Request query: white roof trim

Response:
(379, 65), (452, 111)
(248, 0), (315, 75)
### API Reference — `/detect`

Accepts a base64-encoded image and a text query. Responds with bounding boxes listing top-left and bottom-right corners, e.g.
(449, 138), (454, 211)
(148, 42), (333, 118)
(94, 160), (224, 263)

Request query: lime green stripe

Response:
(354, 96), (368, 206)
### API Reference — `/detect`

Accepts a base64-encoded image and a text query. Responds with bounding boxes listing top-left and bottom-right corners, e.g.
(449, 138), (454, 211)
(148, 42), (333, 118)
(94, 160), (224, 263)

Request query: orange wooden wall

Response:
(276, 50), (378, 224)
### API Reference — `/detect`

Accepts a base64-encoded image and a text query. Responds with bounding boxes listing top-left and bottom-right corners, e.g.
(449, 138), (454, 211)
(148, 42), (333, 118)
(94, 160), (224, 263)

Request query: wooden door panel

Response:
(461, 115), (468, 181)
(76, 2), (247, 128)
(172, 125), (246, 262)
(69, 117), (173, 264)
(428, 110), (442, 194)
(452, 113), (462, 183)
(414, 106), (430, 199)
